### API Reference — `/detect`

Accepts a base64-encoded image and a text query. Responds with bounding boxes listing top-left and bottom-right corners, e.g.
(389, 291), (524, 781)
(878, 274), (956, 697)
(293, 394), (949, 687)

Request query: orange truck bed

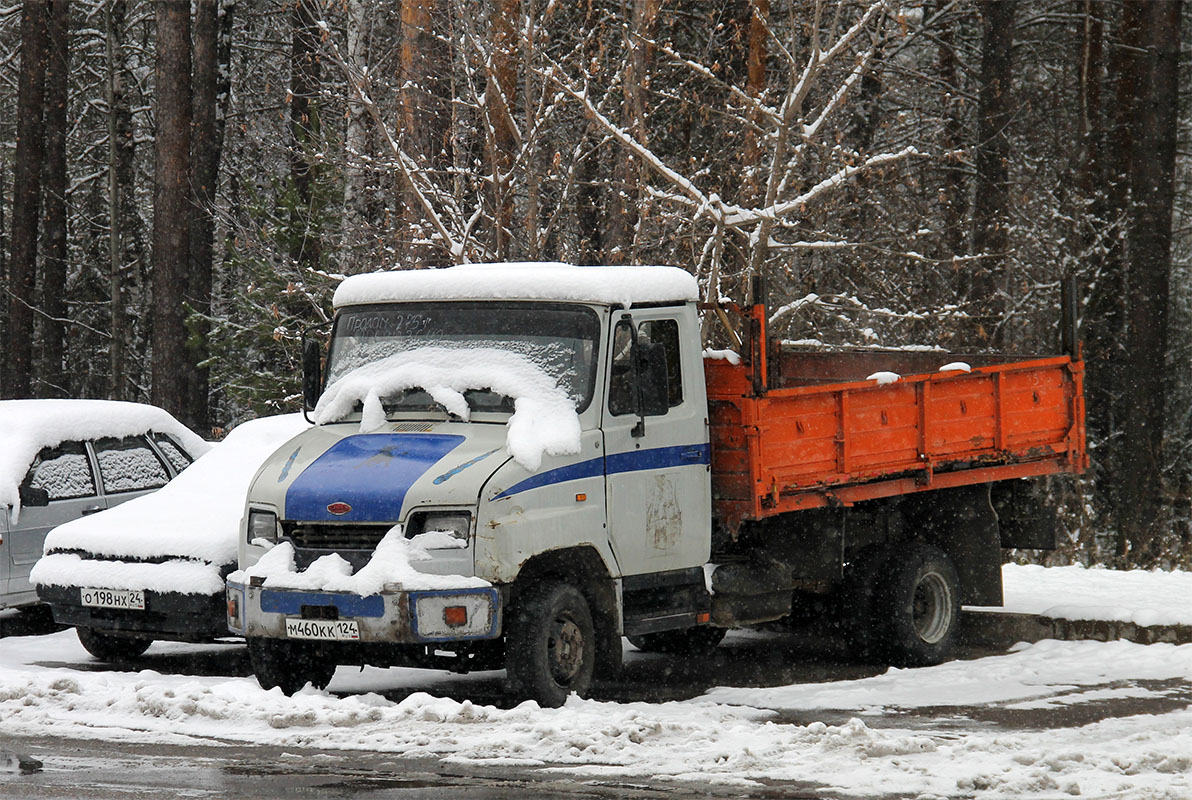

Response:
(705, 346), (1088, 536)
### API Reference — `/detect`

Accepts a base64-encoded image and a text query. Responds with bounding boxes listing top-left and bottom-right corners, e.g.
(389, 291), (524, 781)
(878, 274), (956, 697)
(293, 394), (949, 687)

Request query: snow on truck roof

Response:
(0, 399), (210, 514)
(332, 263), (700, 309)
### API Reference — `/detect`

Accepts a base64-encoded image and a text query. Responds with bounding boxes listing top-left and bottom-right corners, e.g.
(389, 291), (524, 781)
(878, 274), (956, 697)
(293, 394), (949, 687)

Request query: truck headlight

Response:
(247, 509), (280, 545)
(406, 510), (471, 547)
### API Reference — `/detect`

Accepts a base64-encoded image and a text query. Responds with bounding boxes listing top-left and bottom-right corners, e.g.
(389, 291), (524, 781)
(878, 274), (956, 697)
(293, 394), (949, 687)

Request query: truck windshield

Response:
(324, 302), (601, 413)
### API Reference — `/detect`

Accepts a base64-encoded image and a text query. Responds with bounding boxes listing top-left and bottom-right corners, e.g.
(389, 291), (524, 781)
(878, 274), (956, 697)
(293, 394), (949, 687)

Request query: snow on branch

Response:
(726, 147), (923, 227)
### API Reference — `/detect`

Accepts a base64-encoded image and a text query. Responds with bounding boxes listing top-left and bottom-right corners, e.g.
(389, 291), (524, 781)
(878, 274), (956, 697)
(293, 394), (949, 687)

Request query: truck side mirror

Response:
(638, 342), (670, 417)
(18, 484), (50, 508)
(302, 336), (323, 412)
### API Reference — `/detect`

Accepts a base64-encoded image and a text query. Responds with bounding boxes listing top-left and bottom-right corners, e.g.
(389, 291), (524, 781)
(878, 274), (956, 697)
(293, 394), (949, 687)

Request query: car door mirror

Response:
(18, 484), (50, 508)
(302, 335), (323, 412)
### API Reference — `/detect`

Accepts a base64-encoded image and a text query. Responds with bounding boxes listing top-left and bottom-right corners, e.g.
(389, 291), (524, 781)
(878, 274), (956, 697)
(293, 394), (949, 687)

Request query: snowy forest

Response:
(0, 0), (1187, 569)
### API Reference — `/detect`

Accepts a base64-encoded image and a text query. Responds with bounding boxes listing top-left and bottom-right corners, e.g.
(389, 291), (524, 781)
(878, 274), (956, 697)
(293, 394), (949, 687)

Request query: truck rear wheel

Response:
(505, 582), (595, 707)
(627, 626), (726, 656)
(76, 627), (152, 662)
(876, 544), (960, 666)
(248, 638), (336, 695)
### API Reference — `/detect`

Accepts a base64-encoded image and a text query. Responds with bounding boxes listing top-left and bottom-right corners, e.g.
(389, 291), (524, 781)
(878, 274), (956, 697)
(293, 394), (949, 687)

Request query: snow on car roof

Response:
(332, 263), (700, 309)
(0, 399), (211, 514)
(35, 414), (310, 569)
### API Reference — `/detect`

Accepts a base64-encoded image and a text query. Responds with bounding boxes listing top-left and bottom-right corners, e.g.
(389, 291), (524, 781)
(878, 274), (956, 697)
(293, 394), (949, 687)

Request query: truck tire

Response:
(76, 627), (152, 662)
(505, 582), (595, 707)
(875, 544), (960, 667)
(627, 626), (726, 656)
(248, 638), (336, 695)
(840, 544), (898, 661)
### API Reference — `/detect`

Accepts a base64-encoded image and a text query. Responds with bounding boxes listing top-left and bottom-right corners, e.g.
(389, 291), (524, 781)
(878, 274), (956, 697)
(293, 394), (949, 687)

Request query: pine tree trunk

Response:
(290, 0), (321, 271)
(4, 0), (49, 399)
(488, 0), (519, 260)
(150, 0), (193, 417)
(607, 0), (659, 264)
(936, 0), (966, 260)
(186, 0), (233, 432)
(40, 0), (70, 398)
(106, 0), (136, 401)
(741, 0), (769, 207)
(969, 0), (1016, 347)
(400, 0), (449, 265)
(1119, 0), (1182, 564)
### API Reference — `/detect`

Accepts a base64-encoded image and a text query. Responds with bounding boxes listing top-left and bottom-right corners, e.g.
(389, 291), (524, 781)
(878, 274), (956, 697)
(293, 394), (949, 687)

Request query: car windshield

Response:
(324, 302), (601, 413)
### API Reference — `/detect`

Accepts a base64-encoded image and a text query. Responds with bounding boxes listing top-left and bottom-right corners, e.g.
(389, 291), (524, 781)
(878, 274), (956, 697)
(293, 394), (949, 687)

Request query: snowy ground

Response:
(1, 564), (1191, 799)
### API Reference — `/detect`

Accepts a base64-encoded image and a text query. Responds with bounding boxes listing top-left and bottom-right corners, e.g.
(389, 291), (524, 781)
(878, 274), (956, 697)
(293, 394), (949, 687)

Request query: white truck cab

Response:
(228, 264), (713, 705)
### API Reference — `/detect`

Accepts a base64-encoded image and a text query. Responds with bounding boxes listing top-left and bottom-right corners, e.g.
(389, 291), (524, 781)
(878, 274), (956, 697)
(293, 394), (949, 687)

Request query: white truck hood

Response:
(253, 421), (512, 524)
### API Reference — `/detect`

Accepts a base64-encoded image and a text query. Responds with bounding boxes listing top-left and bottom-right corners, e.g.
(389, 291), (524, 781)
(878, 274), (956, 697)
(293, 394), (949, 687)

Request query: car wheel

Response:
(76, 626), (152, 662)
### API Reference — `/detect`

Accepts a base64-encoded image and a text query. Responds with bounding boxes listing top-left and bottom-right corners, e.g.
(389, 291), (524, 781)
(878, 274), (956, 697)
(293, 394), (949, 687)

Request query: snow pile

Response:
(702, 348), (741, 365)
(32, 414), (309, 594)
(994, 563), (1192, 627)
(5, 632), (1192, 796)
(0, 399), (210, 518)
(333, 263), (699, 310)
(866, 371), (900, 385)
(315, 346), (581, 472)
(938, 361), (972, 373)
(228, 528), (490, 594)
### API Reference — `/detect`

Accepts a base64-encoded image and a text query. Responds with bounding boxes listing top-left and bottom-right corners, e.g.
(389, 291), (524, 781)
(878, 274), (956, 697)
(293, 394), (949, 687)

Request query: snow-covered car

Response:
(1, 399), (207, 613)
(32, 414), (309, 661)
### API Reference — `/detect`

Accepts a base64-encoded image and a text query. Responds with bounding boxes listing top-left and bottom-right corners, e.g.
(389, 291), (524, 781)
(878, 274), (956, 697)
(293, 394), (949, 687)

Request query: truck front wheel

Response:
(76, 627), (152, 662)
(877, 544), (960, 666)
(248, 638), (336, 695)
(505, 582), (595, 707)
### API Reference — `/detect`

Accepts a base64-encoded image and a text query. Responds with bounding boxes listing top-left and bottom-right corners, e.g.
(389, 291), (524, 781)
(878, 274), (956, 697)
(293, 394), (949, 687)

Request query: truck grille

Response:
(282, 523), (393, 551)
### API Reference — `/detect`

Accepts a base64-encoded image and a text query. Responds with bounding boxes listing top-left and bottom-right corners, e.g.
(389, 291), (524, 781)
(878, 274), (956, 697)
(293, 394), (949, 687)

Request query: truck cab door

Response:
(602, 309), (711, 576)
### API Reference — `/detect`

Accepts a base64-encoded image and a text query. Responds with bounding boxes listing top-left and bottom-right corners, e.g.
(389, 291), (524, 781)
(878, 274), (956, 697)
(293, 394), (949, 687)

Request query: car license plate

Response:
(285, 618), (359, 641)
(80, 587), (145, 610)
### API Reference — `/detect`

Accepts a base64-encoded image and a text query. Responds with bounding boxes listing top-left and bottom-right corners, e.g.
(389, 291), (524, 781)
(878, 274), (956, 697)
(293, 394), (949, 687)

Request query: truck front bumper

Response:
(226, 580), (501, 644)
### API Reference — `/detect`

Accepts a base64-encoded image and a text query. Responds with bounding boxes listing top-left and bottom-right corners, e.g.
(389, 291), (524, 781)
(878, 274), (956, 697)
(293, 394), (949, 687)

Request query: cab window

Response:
(636, 319), (683, 408)
(608, 321), (638, 416)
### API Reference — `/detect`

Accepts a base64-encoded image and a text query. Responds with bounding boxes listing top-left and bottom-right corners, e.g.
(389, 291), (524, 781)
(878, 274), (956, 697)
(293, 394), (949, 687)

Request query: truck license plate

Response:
(80, 588), (145, 610)
(285, 618), (359, 641)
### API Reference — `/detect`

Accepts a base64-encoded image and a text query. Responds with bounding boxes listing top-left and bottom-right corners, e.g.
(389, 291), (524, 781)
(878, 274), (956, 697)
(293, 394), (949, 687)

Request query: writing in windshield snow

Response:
(342, 313), (433, 338)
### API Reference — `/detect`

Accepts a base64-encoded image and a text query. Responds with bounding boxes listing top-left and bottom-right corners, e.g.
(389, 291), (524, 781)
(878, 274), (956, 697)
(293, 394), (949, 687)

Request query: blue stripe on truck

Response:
(491, 442), (710, 500)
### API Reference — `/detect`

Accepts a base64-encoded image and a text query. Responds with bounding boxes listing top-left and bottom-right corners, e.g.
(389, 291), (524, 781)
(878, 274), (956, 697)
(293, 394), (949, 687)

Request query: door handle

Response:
(680, 447), (704, 462)
(81, 506), (104, 516)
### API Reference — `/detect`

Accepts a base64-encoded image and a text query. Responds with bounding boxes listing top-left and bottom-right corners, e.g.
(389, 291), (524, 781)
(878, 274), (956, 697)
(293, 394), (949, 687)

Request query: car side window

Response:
(152, 433), (194, 474)
(24, 442), (96, 501)
(636, 319), (683, 408)
(94, 436), (170, 494)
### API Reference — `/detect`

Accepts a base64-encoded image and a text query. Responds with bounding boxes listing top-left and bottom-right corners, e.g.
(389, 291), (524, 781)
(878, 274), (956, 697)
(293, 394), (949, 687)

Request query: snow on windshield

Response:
(32, 415), (310, 592)
(315, 346), (582, 472)
(227, 527), (490, 595)
(0, 399), (210, 518)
